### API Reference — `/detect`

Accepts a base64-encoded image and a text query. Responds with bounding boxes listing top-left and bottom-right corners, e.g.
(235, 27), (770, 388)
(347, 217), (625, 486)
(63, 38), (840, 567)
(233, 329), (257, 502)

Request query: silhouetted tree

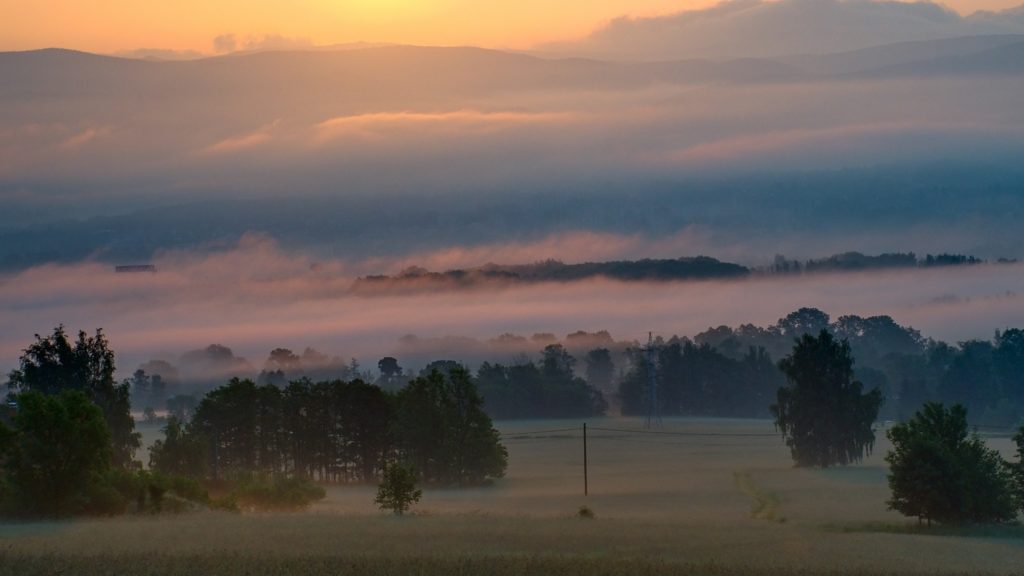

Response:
(149, 416), (208, 478)
(886, 403), (1017, 525)
(777, 308), (830, 339)
(772, 330), (883, 467)
(4, 390), (111, 516)
(584, 348), (615, 390)
(337, 379), (394, 482)
(377, 357), (404, 390)
(1013, 426), (1024, 510)
(8, 326), (139, 468)
(394, 368), (506, 485)
(165, 394), (198, 421)
(375, 462), (421, 516)
(266, 348), (301, 372)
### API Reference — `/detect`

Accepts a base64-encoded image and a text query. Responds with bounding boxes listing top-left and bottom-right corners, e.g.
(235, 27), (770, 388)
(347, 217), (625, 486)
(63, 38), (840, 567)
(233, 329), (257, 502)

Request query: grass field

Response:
(3, 418), (1023, 575)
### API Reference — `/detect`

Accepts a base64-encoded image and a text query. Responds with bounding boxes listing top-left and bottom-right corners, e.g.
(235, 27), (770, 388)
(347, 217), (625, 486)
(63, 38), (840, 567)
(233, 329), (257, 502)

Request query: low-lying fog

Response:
(1, 235), (1020, 378)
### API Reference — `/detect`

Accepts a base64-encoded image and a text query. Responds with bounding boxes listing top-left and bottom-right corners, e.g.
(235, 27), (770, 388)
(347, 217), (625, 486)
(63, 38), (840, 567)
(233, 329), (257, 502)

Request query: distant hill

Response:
(0, 46), (799, 108)
(863, 39), (1024, 77)
(768, 251), (995, 274)
(350, 250), (1013, 295)
(781, 34), (1024, 75)
(351, 257), (750, 294)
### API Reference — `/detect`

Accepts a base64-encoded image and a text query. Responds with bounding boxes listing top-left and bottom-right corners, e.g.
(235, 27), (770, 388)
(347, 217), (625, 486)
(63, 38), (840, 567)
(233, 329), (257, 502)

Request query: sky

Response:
(1, 0), (1020, 53)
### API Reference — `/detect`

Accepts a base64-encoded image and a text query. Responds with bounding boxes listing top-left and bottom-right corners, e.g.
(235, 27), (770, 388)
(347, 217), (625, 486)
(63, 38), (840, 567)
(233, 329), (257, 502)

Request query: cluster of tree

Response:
(767, 251), (988, 275)
(351, 256), (749, 293)
(765, 330), (1023, 525)
(0, 326), (503, 517)
(0, 328), (206, 516)
(476, 345), (608, 419)
(352, 250), (1013, 295)
(151, 367), (507, 486)
(618, 340), (784, 418)
(255, 347), (363, 388)
(6, 327), (140, 468)
(693, 309), (1024, 427)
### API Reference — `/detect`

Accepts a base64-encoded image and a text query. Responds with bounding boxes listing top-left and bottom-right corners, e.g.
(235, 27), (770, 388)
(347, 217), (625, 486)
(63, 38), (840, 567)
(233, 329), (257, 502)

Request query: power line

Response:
(590, 426), (778, 438)
(501, 427), (580, 436)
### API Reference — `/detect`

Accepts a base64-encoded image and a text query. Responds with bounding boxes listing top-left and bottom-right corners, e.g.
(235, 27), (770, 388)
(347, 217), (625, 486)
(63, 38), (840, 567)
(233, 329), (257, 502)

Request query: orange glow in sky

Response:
(1, 0), (1018, 54)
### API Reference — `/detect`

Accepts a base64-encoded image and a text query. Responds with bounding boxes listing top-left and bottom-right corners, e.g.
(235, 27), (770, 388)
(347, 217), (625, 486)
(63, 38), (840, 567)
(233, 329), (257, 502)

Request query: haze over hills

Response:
(2, 34), (1024, 270)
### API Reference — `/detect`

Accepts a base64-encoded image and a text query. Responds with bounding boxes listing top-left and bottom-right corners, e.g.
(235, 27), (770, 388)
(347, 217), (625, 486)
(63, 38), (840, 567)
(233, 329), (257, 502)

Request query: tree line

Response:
(0, 327), (506, 517)
(673, 308), (1024, 427)
(770, 329), (1024, 525)
(122, 307), (1023, 428)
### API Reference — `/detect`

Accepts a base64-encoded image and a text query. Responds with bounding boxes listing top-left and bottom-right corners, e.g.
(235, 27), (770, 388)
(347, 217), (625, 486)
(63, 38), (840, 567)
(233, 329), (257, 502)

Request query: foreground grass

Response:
(3, 512), (1024, 575)
(4, 419), (1022, 575)
(0, 552), (1009, 576)
(826, 521), (1024, 540)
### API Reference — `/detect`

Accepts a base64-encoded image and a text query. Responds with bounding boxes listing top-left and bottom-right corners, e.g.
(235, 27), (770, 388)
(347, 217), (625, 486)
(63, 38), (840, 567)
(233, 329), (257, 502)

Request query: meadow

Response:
(3, 418), (1023, 575)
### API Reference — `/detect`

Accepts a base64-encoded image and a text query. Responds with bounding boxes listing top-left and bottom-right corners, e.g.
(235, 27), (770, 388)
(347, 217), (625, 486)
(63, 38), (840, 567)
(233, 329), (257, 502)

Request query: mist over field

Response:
(1, 233), (1021, 377)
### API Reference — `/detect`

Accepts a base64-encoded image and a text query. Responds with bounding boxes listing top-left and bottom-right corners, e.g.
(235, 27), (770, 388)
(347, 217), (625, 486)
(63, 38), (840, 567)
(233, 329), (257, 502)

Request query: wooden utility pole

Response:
(583, 422), (589, 496)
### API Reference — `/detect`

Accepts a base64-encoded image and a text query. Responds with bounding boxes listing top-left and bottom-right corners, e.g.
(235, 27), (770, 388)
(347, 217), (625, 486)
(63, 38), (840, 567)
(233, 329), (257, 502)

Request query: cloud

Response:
(199, 121), (280, 155)
(543, 0), (1024, 60)
(213, 34), (238, 54)
(312, 110), (580, 143)
(58, 125), (114, 151)
(212, 33), (315, 55)
(366, 229), (717, 274)
(661, 120), (1024, 166)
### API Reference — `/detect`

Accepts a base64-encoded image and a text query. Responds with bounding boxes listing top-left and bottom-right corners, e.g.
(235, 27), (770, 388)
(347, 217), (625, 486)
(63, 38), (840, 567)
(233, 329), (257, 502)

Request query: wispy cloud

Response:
(313, 110), (580, 143)
(58, 125), (114, 151)
(199, 121), (279, 155)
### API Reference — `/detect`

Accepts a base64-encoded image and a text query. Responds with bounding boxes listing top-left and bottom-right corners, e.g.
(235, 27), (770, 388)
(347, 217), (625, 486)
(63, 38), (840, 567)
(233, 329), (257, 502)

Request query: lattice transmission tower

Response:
(644, 332), (661, 428)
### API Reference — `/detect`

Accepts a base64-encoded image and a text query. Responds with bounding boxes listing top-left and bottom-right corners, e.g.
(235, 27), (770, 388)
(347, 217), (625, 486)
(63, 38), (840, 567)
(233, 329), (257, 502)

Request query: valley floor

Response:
(3, 418), (1022, 575)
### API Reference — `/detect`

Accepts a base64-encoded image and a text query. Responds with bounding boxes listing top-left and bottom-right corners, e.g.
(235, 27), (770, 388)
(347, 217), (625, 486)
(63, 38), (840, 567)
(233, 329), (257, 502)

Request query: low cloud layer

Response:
(544, 0), (1024, 60)
(1, 237), (1022, 379)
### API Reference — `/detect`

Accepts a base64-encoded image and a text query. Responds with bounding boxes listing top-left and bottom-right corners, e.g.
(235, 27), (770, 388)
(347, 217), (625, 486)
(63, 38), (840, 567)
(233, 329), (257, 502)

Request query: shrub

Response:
(230, 477), (326, 511)
(375, 463), (422, 516)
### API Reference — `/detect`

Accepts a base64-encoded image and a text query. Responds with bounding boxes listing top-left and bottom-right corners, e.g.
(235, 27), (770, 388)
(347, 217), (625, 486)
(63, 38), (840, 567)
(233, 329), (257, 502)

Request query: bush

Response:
(167, 475), (208, 504)
(375, 463), (422, 516)
(230, 477), (326, 511)
(577, 505), (595, 519)
(82, 480), (130, 516)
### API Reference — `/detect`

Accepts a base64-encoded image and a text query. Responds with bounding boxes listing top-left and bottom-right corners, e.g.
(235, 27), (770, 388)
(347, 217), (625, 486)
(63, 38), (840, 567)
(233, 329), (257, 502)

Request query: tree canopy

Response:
(886, 403), (1018, 525)
(375, 462), (422, 516)
(3, 390), (112, 516)
(772, 330), (883, 467)
(7, 326), (139, 468)
(395, 368), (507, 485)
